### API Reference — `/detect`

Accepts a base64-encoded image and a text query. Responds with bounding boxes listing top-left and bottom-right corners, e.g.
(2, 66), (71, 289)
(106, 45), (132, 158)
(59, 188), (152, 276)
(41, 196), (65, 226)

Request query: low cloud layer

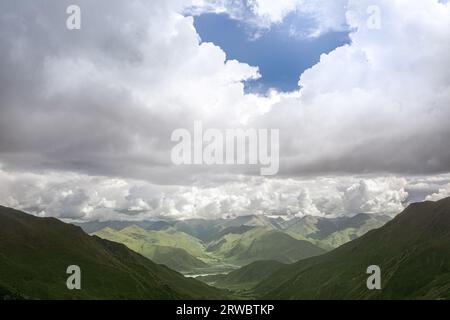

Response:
(1, 166), (449, 220)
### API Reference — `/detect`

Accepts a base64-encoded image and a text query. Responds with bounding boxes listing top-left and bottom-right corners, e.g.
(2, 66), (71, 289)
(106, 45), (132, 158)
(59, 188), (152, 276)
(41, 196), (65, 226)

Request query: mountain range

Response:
(85, 212), (389, 273)
(1, 197), (449, 300)
(93, 224), (326, 272)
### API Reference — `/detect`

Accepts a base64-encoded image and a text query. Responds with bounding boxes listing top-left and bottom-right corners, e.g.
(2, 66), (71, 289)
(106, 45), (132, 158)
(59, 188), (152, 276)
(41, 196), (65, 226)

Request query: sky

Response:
(193, 12), (350, 92)
(0, 0), (450, 221)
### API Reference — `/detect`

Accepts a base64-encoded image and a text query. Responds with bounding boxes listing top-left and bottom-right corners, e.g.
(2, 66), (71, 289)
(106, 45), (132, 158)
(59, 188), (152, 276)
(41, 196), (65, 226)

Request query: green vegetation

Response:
(88, 212), (392, 285)
(6, 198), (447, 300)
(94, 225), (209, 272)
(285, 213), (391, 250)
(253, 198), (450, 299)
(207, 227), (325, 264)
(0, 206), (228, 300)
(94, 223), (326, 273)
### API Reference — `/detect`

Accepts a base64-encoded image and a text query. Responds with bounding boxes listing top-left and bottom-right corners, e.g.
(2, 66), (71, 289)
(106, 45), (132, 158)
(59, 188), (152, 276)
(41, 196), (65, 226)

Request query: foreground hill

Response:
(0, 206), (227, 299)
(254, 198), (450, 299)
(94, 226), (208, 272)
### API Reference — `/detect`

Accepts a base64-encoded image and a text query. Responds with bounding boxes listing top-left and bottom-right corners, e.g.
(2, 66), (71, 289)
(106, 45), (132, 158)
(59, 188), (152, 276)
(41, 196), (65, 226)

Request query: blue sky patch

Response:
(194, 13), (350, 93)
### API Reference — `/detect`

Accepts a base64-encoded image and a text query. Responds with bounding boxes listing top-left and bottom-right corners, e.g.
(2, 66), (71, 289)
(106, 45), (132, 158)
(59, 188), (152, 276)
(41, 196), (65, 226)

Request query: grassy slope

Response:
(286, 214), (391, 250)
(143, 246), (207, 272)
(254, 198), (450, 300)
(0, 206), (228, 299)
(94, 226), (209, 272)
(207, 227), (326, 265)
(96, 224), (326, 269)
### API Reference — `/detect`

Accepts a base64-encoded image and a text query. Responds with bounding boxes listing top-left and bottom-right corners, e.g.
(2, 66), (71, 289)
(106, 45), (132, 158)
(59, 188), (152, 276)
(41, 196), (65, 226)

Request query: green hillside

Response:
(142, 246), (207, 272)
(95, 225), (207, 257)
(79, 213), (390, 256)
(207, 227), (326, 264)
(286, 213), (391, 249)
(94, 226), (209, 272)
(210, 225), (257, 241)
(254, 198), (450, 299)
(95, 223), (326, 271)
(0, 206), (227, 300)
